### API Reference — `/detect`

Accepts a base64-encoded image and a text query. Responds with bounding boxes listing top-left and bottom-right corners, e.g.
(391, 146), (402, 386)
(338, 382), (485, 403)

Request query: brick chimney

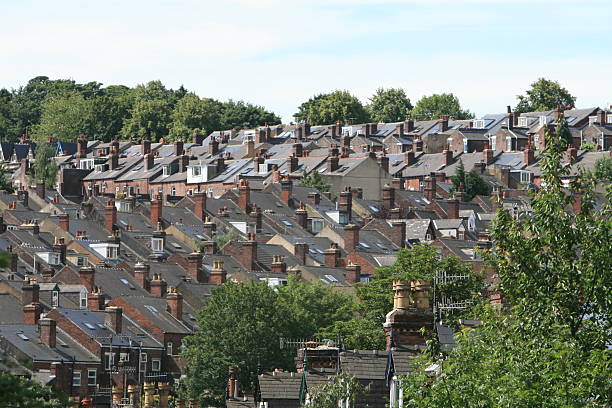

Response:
(238, 179), (250, 213)
(424, 176), (435, 201)
(22, 278), (40, 305)
(443, 149), (453, 166)
(289, 155), (299, 173)
(39, 318), (57, 348)
(391, 220), (406, 249)
(193, 131), (205, 145)
(141, 139), (152, 155)
(327, 123), (337, 138)
(150, 194), (162, 224)
(144, 153), (154, 170)
(105, 199), (117, 232)
(438, 115), (449, 132)
(324, 244), (341, 268)
(343, 224), (360, 252)
(405, 117), (415, 132)
(209, 261), (227, 284)
(483, 144), (494, 165)
(203, 217), (216, 238)
(208, 137), (219, 155)
(150, 274), (168, 297)
(186, 252), (204, 282)
(202, 240), (217, 255)
(447, 199), (459, 219)
(404, 151), (415, 165)
(567, 145), (577, 163)
(507, 112), (514, 131)
(280, 177), (293, 206)
(295, 205), (308, 230)
(271, 256), (287, 274)
(307, 192), (320, 206)
(345, 263), (361, 284)
(58, 213), (69, 232)
(36, 181), (45, 199)
(382, 184), (395, 210)
(246, 139), (255, 158)
(378, 154), (389, 173)
(166, 288), (183, 320)
(87, 287), (105, 311)
(53, 237), (67, 264)
(384, 280), (433, 350)
(105, 306), (122, 333)
(194, 192), (207, 221)
(524, 144), (534, 166)
(241, 233), (257, 270)
(174, 140), (184, 156)
(329, 155), (340, 172)
(292, 143), (303, 158)
(134, 262), (150, 290)
(395, 123), (404, 136)
(338, 187), (352, 218)
(109, 151), (119, 170)
(79, 266), (95, 293)
(23, 303), (41, 325)
(294, 242), (309, 264)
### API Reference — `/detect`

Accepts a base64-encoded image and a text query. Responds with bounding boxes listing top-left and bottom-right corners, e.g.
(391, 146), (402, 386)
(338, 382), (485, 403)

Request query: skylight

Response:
(120, 279), (129, 285)
(282, 220), (293, 227)
(144, 305), (159, 313)
(359, 242), (371, 249)
(324, 274), (338, 282)
(84, 323), (95, 330)
(171, 243), (182, 249)
(17, 333), (29, 341)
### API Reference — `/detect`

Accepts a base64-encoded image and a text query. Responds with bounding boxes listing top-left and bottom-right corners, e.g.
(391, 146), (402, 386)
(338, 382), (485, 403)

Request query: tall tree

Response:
(169, 93), (222, 140)
(32, 90), (95, 142)
(298, 170), (329, 193)
(515, 78), (576, 113)
(368, 87), (413, 123)
(450, 159), (491, 200)
(120, 81), (175, 141)
(293, 91), (370, 125)
(219, 100), (280, 130)
(0, 369), (72, 408)
(32, 142), (59, 187)
(411, 93), (473, 120)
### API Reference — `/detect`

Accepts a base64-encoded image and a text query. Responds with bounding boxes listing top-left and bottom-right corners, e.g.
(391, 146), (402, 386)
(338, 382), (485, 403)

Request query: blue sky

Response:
(2, 0), (612, 122)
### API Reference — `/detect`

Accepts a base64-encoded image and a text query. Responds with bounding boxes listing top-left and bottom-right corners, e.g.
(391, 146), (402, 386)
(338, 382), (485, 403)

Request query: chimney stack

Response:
(104, 199), (117, 232)
(338, 187), (352, 219)
(404, 151), (415, 165)
(292, 143), (303, 158)
(391, 220), (406, 249)
(438, 115), (449, 132)
(447, 199), (459, 219)
(404, 117), (415, 132)
(345, 263), (361, 284)
(186, 252), (204, 283)
(23, 303), (41, 325)
(194, 192), (207, 221)
(105, 306), (122, 333)
(88, 287), (106, 311)
(53, 237), (67, 264)
(36, 181), (45, 199)
(134, 262), (150, 290)
(424, 176), (435, 201)
(209, 261), (227, 284)
(141, 139), (152, 155)
(150, 274), (168, 297)
(174, 140), (184, 156)
(22, 278), (40, 305)
(294, 242), (309, 264)
(166, 288), (183, 320)
(79, 266), (95, 293)
(208, 137), (219, 155)
(203, 217), (216, 238)
(193, 131), (204, 145)
(295, 204), (308, 230)
(443, 149), (453, 166)
(307, 192), (320, 206)
(324, 243), (341, 268)
(524, 144), (534, 166)
(382, 184), (395, 210)
(241, 233), (257, 270)
(77, 135), (88, 158)
(202, 240), (217, 255)
(378, 154), (389, 173)
(58, 213), (69, 232)
(329, 154), (340, 172)
(343, 224), (360, 252)
(144, 153), (154, 170)
(483, 144), (494, 165)
(238, 179), (250, 213)
(280, 176), (293, 206)
(271, 256), (287, 274)
(150, 194), (163, 224)
(39, 318), (57, 348)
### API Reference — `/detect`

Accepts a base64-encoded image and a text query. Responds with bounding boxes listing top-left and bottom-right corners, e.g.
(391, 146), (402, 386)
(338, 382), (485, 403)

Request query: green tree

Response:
(401, 125), (612, 407)
(303, 373), (368, 408)
(450, 159), (491, 200)
(0, 88), (12, 141)
(294, 91), (370, 125)
(0, 370), (72, 408)
(299, 170), (329, 193)
(411, 93), (473, 120)
(90, 85), (134, 142)
(32, 90), (95, 142)
(515, 78), (576, 113)
(120, 81), (175, 141)
(169, 93), (222, 140)
(593, 156), (612, 182)
(0, 164), (14, 193)
(367, 87), (413, 123)
(219, 100), (280, 130)
(32, 142), (59, 187)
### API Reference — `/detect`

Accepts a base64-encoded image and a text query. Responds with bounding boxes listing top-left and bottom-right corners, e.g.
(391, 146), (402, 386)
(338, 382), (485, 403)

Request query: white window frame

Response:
(52, 290), (59, 307)
(506, 137), (512, 152)
(120, 352), (130, 362)
(167, 342), (173, 356)
(152, 237), (164, 253)
(490, 136), (496, 151)
(77, 256), (86, 267)
(463, 138), (468, 153)
(171, 187), (176, 196)
(79, 290), (87, 309)
(607, 114), (612, 124)
(72, 370), (81, 387)
(104, 352), (115, 371)
(87, 369), (97, 386)
(152, 359), (161, 372)
(518, 117), (529, 127)
(192, 166), (201, 176)
(106, 246), (118, 259)
(139, 352), (147, 372)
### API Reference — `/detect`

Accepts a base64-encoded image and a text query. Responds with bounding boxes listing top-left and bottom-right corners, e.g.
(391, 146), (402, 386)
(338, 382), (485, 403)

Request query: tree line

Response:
(0, 77), (576, 143)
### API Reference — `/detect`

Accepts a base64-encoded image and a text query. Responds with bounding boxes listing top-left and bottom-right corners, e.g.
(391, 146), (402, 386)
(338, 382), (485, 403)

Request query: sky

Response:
(2, 0), (612, 123)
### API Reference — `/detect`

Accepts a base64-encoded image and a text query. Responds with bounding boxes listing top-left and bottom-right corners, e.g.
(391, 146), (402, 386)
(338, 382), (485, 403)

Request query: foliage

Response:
(299, 170), (329, 193)
(211, 228), (241, 250)
(401, 125), (612, 407)
(120, 81), (175, 141)
(593, 156), (612, 182)
(317, 316), (386, 350)
(555, 115), (573, 150)
(367, 87), (412, 123)
(293, 91), (370, 125)
(515, 78), (576, 113)
(450, 159), (491, 200)
(169, 93), (222, 140)
(302, 373), (368, 408)
(580, 142), (596, 152)
(219, 100), (281, 130)
(411, 93), (473, 120)
(0, 165), (14, 193)
(32, 142), (59, 187)
(32, 90), (95, 142)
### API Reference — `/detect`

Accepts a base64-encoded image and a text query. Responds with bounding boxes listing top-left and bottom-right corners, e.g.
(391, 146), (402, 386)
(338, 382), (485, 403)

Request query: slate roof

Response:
(113, 295), (191, 334)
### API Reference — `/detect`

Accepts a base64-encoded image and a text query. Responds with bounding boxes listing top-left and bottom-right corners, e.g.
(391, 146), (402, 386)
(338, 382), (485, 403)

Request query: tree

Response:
(515, 78), (576, 113)
(302, 373), (368, 408)
(450, 159), (491, 200)
(411, 93), (473, 120)
(593, 156), (612, 182)
(120, 81), (175, 141)
(400, 125), (612, 407)
(219, 100), (280, 130)
(367, 87), (412, 123)
(32, 142), (59, 187)
(0, 370), (72, 408)
(299, 170), (329, 193)
(555, 115), (573, 150)
(0, 89), (12, 141)
(293, 91), (370, 125)
(169, 93), (222, 140)
(32, 91), (95, 142)
(0, 164), (14, 193)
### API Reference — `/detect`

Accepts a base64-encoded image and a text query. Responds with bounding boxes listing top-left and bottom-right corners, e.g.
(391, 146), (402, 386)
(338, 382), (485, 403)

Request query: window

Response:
(192, 166), (201, 176)
(463, 138), (468, 153)
(506, 137), (512, 151)
(104, 352), (115, 370)
(171, 187), (176, 196)
(80, 290), (87, 309)
(52, 290), (59, 307)
(163, 165), (170, 176)
(72, 370), (81, 387)
(607, 114), (612, 124)
(490, 136), (496, 150)
(87, 369), (97, 386)
(77, 256), (86, 267)
(518, 117), (529, 127)
(534, 134), (540, 147)
(167, 342), (173, 356)
(539, 116), (548, 126)
(151, 237), (164, 253)
(106, 246), (118, 259)
(139, 352), (147, 372)
(152, 359), (161, 372)
(120, 352), (130, 362)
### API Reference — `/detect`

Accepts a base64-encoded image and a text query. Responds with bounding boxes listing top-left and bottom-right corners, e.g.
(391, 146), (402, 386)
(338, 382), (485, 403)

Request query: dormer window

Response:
(518, 117), (529, 127)
(539, 116), (548, 126)
(163, 165), (171, 176)
(80, 289), (87, 309)
(52, 290), (59, 307)
(473, 119), (485, 129)
(192, 166), (201, 176)
(152, 237), (164, 253)
(607, 114), (612, 124)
